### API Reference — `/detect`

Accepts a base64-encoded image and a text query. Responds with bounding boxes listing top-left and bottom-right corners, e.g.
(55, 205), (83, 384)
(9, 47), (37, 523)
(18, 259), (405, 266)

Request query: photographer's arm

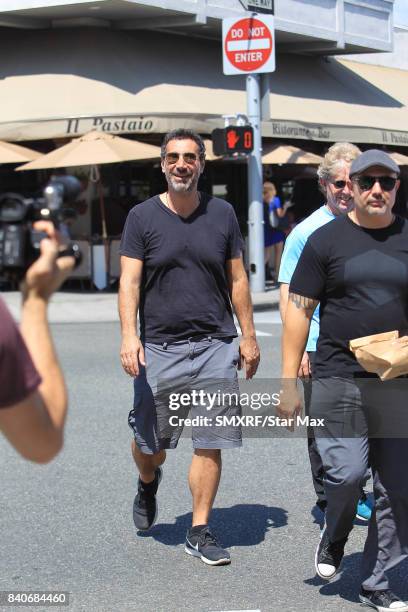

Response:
(0, 222), (75, 463)
(118, 256), (145, 377)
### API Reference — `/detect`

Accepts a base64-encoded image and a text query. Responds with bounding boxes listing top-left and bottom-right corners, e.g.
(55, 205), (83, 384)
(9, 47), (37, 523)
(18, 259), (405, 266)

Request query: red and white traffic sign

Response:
(222, 15), (275, 75)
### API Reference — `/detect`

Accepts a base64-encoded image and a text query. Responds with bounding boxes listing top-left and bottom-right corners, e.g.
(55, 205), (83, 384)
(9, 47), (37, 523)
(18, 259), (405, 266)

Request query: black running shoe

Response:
(185, 527), (231, 566)
(133, 467), (162, 531)
(315, 525), (347, 580)
(359, 588), (408, 611)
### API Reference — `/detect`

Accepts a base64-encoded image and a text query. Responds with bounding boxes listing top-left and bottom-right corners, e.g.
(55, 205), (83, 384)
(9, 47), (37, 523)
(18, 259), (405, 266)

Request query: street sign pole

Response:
(247, 72), (264, 292)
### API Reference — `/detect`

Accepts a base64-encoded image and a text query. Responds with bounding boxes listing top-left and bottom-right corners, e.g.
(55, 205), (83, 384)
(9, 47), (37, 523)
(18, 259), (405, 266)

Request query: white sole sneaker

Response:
(184, 544), (231, 566)
(359, 593), (408, 612)
(314, 526), (341, 581)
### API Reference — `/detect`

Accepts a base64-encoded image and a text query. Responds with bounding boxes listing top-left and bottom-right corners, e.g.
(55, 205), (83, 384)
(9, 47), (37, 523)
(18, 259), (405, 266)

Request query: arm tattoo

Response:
(289, 292), (318, 314)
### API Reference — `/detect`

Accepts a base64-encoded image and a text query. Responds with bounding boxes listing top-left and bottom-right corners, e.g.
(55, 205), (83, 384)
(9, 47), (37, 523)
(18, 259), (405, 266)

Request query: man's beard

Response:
(165, 170), (198, 193)
(327, 192), (354, 215)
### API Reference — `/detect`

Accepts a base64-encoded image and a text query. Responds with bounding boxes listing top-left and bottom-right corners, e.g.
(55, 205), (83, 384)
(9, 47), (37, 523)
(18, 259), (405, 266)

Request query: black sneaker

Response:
(315, 525), (347, 580)
(185, 526), (231, 566)
(359, 588), (408, 611)
(133, 467), (162, 531)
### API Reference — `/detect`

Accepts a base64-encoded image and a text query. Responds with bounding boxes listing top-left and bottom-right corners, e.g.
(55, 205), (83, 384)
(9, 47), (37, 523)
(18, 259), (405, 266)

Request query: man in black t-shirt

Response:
(281, 150), (408, 611)
(119, 129), (260, 565)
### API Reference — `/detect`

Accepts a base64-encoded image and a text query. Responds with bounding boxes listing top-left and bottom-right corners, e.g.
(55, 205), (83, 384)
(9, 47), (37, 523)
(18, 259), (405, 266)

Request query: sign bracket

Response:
(238, 0), (274, 15)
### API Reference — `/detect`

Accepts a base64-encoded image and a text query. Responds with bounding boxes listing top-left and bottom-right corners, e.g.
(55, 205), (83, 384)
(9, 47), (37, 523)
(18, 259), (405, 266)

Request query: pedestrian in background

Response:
(263, 181), (288, 283)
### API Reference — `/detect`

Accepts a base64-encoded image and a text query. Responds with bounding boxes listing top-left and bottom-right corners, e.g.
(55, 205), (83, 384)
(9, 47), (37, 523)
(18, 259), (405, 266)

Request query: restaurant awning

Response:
(1, 29), (407, 146)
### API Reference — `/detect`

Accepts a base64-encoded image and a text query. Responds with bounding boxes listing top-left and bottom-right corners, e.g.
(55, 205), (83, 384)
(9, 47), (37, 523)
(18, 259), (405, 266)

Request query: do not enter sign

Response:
(222, 15), (275, 75)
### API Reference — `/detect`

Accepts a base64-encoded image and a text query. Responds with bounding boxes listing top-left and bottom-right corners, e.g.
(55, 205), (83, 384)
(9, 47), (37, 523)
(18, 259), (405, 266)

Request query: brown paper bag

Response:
(349, 330), (408, 380)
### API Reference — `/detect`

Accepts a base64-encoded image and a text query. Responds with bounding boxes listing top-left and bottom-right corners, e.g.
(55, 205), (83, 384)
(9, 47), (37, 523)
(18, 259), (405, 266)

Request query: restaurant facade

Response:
(0, 0), (406, 285)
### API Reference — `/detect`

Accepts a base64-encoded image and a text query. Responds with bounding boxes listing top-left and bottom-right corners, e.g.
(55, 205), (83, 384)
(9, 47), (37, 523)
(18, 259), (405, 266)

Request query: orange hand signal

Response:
(226, 129), (240, 149)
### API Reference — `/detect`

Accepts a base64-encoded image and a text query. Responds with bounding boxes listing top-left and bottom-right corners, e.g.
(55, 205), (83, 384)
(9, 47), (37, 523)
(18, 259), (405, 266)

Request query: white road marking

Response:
(236, 327), (272, 337)
(209, 609), (261, 612)
(235, 313), (282, 326)
(234, 311), (282, 335)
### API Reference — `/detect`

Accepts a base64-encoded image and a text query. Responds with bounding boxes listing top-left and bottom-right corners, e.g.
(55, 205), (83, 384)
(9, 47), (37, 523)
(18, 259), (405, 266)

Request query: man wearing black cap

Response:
(280, 150), (408, 611)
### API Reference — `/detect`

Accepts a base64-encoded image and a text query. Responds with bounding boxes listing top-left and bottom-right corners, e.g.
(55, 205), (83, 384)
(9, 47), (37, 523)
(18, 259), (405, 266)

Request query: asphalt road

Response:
(1, 317), (407, 612)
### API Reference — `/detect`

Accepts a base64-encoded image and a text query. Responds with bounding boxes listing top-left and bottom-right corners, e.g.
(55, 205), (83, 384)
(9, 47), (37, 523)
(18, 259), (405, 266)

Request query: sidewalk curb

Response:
(1, 288), (280, 323)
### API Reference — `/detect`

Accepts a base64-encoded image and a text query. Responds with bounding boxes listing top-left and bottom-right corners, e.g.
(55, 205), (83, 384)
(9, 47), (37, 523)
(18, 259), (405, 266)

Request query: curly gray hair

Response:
(317, 142), (361, 183)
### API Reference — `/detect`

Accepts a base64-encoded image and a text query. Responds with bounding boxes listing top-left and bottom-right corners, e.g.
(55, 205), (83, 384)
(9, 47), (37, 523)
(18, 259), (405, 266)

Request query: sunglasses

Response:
(164, 152), (199, 165)
(330, 179), (350, 189)
(354, 175), (398, 192)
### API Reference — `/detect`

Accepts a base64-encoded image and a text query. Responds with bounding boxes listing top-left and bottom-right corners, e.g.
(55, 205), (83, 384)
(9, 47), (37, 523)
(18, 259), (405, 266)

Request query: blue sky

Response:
(394, 0), (408, 25)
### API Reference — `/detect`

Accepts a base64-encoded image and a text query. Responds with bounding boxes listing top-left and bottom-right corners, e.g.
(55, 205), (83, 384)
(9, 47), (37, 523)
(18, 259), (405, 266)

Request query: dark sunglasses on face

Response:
(354, 175), (398, 192)
(330, 179), (350, 189)
(164, 152), (199, 165)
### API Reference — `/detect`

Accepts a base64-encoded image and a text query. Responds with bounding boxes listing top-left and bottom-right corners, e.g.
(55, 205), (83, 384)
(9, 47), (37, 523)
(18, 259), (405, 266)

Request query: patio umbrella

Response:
(388, 151), (408, 166)
(16, 130), (160, 170)
(16, 130), (161, 239)
(0, 139), (41, 164)
(262, 144), (323, 165)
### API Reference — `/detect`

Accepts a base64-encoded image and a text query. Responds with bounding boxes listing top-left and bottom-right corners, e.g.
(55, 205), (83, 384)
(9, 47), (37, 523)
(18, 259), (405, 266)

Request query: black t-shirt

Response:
(119, 193), (244, 343)
(290, 215), (408, 378)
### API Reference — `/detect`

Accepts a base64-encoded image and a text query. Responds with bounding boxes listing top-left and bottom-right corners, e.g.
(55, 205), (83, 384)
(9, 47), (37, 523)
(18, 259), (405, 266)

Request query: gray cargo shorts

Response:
(128, 336), (242, 453)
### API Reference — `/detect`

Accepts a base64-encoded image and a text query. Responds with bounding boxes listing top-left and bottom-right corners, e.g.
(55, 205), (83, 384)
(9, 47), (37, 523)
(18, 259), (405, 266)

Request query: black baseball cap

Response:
(350, 149), (400, 177)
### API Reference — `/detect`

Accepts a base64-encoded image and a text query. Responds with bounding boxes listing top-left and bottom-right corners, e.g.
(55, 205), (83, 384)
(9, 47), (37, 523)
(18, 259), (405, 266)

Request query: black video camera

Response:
(0, 175), (82, 280)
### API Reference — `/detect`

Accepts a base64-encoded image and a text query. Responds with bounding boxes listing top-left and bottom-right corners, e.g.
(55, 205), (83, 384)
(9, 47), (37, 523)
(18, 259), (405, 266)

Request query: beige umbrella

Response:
(388, 151), (408, 165)
(262, 144), (323, 165)
(0, 139), (41, 164)
(16, 130), (160, 171)
(16, 130), (161, 239)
